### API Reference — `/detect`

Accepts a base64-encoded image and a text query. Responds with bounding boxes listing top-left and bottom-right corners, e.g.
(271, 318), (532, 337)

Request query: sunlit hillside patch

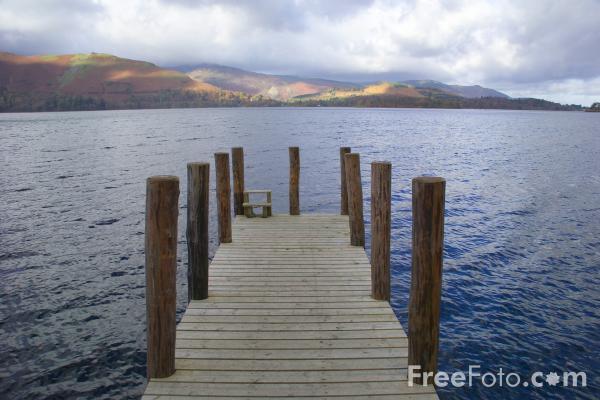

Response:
(108, 69), (186, 82)
(291, 81), (425, 102)
(38, 54), (60, 62)
(363, 82), (424, 97)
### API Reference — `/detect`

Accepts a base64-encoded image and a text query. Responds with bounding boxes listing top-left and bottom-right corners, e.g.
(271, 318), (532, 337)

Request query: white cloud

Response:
(0, 0), (599, 105)
(501, 77), (600, 105)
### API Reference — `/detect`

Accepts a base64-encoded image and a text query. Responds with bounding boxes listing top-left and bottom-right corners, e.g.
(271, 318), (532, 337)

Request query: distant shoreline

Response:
(0, 104), (586, 114)
(0, 90), (583, 113)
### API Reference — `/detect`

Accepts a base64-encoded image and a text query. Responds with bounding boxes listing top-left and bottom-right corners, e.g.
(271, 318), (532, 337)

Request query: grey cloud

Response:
(161, 0), (375, 31)
(0, 0), (103, 54)
(0, 0), (598, 104)
(472, 1), (600, 84)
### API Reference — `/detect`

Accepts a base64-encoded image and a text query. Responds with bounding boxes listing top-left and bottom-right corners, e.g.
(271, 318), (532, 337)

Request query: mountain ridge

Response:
(0, 51), (582, 112)
(178, 63), (359, 101)
(402, 79), (510, 99)
(178, 63), (510, 101)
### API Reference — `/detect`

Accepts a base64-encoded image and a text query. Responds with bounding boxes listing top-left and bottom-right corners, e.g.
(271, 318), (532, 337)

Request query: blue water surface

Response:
(1, 108), (599, 399)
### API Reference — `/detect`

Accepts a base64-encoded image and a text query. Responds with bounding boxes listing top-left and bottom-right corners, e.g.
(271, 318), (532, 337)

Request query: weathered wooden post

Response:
(344, 153), (365, 247)
(340, 147), (351, 215)
(186, 163), (209, 301)
(145, 176), (179, 379)
(408, 176), (446, 385)
(231, 147), (245, 216)
(371, 161), (391, 301)
(289, 146), (300, 215)
(215, 152), (232, 243)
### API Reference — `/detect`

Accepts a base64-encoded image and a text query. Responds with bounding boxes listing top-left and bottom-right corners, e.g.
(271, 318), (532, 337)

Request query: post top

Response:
(187, 162), (209, 167)
(371, 160), (392, 165)
(147, 175), (179, 183)
(214, 152), (229, 155)
(413, 176), (446, 184)
(345, 152), (360, 157)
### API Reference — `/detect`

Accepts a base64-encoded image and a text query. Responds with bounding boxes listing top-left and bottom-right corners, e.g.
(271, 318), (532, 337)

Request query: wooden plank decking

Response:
(143, 214), (438, 399)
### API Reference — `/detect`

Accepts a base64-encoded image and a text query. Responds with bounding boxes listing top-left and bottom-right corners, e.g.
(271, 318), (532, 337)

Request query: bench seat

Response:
(243, 190), (272, 218)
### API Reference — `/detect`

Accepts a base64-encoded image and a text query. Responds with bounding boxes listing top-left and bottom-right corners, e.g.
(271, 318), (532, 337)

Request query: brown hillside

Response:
(186, 64), (358, 101)
(0, 52), (218, 104)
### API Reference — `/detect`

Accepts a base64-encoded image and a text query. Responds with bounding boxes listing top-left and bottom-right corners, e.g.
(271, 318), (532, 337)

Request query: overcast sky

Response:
(1, 0), (599, 105)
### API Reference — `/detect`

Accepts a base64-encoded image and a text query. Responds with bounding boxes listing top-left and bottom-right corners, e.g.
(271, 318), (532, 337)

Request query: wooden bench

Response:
(243, 190), (272, 218)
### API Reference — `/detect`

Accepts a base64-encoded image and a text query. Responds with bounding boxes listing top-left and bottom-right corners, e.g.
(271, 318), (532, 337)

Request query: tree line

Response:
(0, 86), (582, 112)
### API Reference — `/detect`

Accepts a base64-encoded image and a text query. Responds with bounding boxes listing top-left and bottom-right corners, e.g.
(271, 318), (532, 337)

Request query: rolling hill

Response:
(180, 63), (358, 101)
(402, 80), (510, 99)
(290, 81), (484, 106)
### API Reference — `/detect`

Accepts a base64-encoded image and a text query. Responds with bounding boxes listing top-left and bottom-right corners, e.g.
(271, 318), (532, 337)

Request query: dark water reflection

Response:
(1, 108), (599, 399)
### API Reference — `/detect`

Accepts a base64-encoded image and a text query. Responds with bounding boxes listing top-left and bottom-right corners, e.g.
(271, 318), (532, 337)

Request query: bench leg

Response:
(243, 193), (252, 218)
(244, 206), (256, 218)
(261, 206), (268, 218)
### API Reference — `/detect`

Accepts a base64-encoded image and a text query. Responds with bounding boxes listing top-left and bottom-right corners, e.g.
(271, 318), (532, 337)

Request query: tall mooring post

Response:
(371, 161), (391, 301)
(145, 176), (179, 379)
(344, 153), (365, 247)
(340, 147), (351, 215)
(289, 146), (300, 215)
(408, 176), (446, 385)
(231, 147), (245, 216)
(186, 163), (209, 301)
(215, 152), (232, 243)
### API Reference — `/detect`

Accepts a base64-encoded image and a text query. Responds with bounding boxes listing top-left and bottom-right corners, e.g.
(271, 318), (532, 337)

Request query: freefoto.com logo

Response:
(408, 365), (587, 388)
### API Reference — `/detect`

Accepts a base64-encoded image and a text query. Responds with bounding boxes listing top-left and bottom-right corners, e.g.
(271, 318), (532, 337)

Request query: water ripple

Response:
(1, 108), (599, 399)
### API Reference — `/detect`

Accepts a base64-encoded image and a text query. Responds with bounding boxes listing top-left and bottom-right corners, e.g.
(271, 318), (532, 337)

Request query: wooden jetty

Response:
(142, 147), (445, 399)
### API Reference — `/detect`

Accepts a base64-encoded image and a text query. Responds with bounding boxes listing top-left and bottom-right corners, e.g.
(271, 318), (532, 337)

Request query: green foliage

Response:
(59, 65), (91, 87)
(41, 94), (107, 111)
(0, 87), (17, 111)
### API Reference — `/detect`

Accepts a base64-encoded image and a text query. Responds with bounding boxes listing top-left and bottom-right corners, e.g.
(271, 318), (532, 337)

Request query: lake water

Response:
(1, 107), (599, 399)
